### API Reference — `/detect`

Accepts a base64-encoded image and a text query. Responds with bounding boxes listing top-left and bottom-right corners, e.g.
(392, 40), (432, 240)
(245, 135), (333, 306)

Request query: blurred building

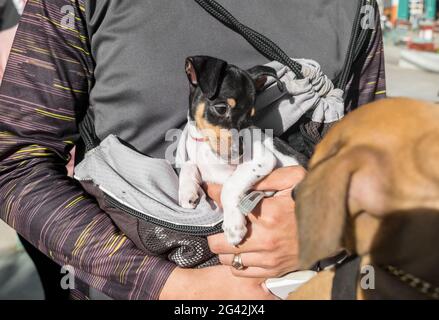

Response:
(380, 0), (439, 52)
(381, 0), (438, 24)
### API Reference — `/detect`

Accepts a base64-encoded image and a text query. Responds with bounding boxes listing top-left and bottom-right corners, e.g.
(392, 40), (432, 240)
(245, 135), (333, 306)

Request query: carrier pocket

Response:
(75, 134), (223, 267)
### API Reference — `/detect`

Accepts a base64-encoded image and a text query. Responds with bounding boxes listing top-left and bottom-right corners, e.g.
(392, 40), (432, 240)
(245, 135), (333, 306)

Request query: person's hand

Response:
(204, 166), (306, 279)
(160, 265), (276, 300)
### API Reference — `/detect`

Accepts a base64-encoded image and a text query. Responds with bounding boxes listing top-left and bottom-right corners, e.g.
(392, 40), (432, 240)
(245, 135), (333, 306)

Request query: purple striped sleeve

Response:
(0, 0), (176, 300)
(345, 6), (387, 111)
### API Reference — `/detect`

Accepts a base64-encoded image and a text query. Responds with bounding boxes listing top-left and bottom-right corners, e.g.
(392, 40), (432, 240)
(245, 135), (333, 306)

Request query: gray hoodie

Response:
(84, 0), (359, 158)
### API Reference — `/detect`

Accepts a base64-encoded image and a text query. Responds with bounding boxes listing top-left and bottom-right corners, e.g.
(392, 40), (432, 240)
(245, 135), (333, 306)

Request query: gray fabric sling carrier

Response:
(76, 0), (377, 268)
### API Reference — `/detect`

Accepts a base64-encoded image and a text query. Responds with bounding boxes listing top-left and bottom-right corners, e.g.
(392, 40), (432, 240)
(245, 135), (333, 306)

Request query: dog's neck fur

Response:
(187, 120), (245, 164)
(188, 120), (207, 141)
(347, 210), (439, 299)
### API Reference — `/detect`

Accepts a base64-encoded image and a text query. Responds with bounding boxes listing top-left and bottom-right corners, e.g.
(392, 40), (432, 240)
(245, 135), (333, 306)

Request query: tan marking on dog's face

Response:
(195, 101), (233, 156)
(251, 107), (256, 117)
(194, 102), (206, 127)
(227, 98), (237, 108)
(195, 102), (221, 139)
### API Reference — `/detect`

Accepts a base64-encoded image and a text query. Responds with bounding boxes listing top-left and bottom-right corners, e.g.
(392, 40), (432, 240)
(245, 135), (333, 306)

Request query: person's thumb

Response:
(253, 166), (306, 192)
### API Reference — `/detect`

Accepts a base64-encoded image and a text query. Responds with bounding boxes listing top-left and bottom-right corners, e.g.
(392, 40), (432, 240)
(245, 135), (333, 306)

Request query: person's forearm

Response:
(160, 266), (275, 300)
(0, 152), (175, 299)
(0, 0), (176, 300)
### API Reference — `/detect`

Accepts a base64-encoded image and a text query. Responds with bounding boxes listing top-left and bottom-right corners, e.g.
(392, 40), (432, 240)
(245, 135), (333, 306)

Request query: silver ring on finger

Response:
(232, 254), (245, 270)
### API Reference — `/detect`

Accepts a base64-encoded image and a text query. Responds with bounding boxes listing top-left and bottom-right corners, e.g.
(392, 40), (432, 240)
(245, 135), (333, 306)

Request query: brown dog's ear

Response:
(296, 144), (388, 269)
(247, 65), (284, 92)
(295, 153), (352, 269)
(185, 56), (228, 99)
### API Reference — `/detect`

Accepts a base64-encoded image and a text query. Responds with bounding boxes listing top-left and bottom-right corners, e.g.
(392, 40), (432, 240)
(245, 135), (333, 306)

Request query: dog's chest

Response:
(198, 162), (237, 185)
(186, 138), (237, 184)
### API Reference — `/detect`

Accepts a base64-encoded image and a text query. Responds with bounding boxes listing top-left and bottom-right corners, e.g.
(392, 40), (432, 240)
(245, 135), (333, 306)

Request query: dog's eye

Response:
(212, 104), (228, 116)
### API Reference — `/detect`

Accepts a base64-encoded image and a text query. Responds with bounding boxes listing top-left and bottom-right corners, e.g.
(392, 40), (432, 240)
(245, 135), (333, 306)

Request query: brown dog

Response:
(290, 98), (439, 300)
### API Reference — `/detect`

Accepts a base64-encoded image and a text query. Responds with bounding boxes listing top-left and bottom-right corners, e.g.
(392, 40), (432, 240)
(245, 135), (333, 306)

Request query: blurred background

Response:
(0, 0), (438, 300)
(380, 0), (439, 102)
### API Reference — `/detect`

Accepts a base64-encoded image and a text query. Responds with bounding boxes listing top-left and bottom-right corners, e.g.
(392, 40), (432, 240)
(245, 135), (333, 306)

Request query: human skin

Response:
(207, 166), (306, 278)
(0, 25), (18, 84)
(160, 265), (275, 300)
(160, 166), (306, 299)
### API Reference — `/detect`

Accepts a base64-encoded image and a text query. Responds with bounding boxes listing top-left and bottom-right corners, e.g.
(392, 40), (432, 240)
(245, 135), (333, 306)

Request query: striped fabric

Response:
(345, 15), (387, 112)
(0, 0), (386, 300)
(300, 15), (387, 150)
(0, 0), (175, 300)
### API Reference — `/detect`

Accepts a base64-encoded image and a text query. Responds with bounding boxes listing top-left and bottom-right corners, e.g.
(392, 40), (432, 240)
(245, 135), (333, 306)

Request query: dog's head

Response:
(294, 99), (439, 282)
(185, 56), (283, 158)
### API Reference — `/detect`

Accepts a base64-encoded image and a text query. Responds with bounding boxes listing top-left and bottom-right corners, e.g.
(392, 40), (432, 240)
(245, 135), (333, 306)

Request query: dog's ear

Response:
(185, 56), (228, 99)
(247, 65), (284, 92)
(296, 142), (390, 269)
(295, 152), (352, 269)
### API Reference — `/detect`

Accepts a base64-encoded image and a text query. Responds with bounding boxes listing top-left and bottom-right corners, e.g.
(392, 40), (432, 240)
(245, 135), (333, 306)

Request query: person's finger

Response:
(203, 183), (222, 207)
(219, 252), (279, 268)
(209, 195), (296, 253)
(247, 193), (295, 224)
(253, 166), (306, 192)
(208, 232), (245, 255)
(208, 223), (268, 254)
(229, 266), (284, 279)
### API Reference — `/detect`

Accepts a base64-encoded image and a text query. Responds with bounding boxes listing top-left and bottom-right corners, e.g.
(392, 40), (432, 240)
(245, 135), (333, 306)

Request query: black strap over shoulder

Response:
(193, 0), (377, 160)
(79, 112), (101, 151)
(336, 0), (378, 91)
(194, 0), (377, 93)
(194, 0), (304, 79)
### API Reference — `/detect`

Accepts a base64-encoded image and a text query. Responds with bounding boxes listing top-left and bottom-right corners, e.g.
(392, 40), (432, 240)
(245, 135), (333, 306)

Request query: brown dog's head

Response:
(185, 56), (283, 159)
(295, 98), (439, 278)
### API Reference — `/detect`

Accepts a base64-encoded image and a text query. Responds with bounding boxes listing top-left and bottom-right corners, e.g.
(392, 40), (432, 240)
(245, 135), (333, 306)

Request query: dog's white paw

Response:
(222, 207), (248, 246)
(179, 188), (200, 209)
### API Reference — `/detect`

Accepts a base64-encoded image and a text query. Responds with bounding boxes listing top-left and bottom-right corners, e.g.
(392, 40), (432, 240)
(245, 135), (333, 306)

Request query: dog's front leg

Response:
(222, 151), (277, 245)
(179, 162), (203, 209)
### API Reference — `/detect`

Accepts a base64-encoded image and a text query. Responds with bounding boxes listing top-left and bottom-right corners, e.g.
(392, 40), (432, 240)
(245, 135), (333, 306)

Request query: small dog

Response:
(178, 56), (300, 245)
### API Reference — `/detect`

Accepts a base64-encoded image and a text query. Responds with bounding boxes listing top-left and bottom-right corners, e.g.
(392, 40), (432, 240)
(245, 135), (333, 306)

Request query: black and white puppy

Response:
(178, 56), (300, 245)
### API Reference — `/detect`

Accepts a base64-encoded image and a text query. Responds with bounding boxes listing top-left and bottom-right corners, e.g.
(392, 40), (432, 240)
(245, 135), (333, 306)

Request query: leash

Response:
(331, 258), (439, 300)
(193, 0), (304, 79)
(384, 265), (439, 300)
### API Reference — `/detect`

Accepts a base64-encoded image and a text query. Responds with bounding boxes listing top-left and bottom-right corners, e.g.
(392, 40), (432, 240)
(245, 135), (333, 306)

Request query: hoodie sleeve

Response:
(345, 3), (387, 111)
(0, 0), (175, 300)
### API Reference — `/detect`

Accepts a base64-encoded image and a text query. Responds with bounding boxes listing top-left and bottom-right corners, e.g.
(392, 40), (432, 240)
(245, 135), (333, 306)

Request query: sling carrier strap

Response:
(194, 0), (376, 92)
(332, 255), (362, 300)
(193, 0), (304, 79)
